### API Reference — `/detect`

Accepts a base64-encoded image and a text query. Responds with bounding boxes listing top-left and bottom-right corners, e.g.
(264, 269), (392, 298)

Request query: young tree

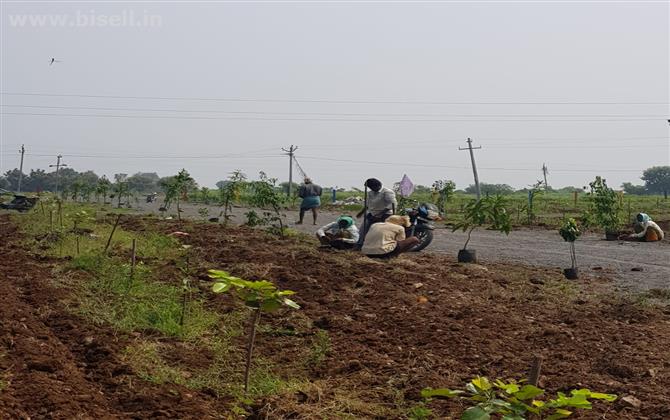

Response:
(248, 172), (286, 237)
(209, 270), (299, 392)
(218, 170), (247, 225)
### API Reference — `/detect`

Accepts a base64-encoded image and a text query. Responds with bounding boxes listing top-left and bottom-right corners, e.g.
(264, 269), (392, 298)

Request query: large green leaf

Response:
(471, 377), (492, 391)
(513, 385), (544, 401)
(571, 389), (617, 402)
(462, 406), (490, 420)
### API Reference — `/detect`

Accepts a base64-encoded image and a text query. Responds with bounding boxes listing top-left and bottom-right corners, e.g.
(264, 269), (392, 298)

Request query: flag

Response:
(399, 174), (414, 197)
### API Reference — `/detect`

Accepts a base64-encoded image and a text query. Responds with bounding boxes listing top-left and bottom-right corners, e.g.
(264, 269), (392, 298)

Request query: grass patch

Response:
(74, 253), (218, 339)
(308, 329), (331, 366)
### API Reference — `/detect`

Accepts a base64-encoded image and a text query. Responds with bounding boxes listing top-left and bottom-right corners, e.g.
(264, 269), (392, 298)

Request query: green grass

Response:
(73, 253), (218, 340)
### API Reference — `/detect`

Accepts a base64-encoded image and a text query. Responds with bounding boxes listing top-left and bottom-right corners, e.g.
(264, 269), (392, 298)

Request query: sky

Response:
(1, 1), (669, 190)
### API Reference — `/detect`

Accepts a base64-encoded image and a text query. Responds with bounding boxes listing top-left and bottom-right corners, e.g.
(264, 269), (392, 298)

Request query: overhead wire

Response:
(1, 104), (666, 119)
(1, 112), (661, 122)
(2, 92), (667, 105)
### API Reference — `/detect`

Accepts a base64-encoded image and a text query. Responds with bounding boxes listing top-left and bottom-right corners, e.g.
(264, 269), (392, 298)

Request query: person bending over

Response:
(619, 212), (665, 242)
(362, 215), (419, 258)
(316, 215), (360, 250)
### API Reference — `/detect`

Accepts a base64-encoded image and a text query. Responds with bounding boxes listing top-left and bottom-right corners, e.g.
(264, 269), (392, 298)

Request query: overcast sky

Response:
(1, 1), (668, 190)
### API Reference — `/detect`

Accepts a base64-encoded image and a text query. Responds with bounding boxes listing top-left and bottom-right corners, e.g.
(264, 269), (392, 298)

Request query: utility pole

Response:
(281, 145), (298, 197)
(542, 163), (549, 191)
(17, 144), (25, 193)
(459, 138), (482, 200)
(49, 155), (68, 195)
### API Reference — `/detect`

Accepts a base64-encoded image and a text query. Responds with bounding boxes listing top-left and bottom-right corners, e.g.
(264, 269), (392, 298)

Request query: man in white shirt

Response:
(356, 178), (397, 247)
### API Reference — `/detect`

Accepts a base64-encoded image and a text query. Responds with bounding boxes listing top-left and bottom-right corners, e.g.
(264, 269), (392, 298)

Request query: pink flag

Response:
(399, 174), (414, 197)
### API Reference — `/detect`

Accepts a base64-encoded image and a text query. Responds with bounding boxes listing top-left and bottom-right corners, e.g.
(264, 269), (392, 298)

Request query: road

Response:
(139, 201), (670, 291)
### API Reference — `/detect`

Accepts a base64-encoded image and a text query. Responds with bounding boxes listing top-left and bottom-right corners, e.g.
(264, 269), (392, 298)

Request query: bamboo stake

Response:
(104, 214), (122, 253)
(130, 238), (137, 278)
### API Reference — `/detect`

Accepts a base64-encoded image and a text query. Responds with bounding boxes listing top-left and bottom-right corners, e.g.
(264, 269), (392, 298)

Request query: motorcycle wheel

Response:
(410, 229), (433, 252)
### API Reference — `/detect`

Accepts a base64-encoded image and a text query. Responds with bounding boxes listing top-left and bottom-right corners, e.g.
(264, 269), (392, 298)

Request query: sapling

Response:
(431, 179), (456, 216)
(247, 172), (287, 238)
(197, 207), (210, 221)
(422, 376), (616, 420)
(209, 269), (299, 392)
(452, 195), (511, 262)
(559, 218), (581, 279)
(588, 176), (622, 238)
(218, 170), (247, 225)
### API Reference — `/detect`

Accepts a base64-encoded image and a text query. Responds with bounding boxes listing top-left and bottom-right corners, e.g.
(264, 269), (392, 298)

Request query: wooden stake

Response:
(130, 238), (137, 278)
(76, 236), (80, 255)
(528, 356), (543, 386)
(244, 309), (262, 392)
(104, 214), (122, 253)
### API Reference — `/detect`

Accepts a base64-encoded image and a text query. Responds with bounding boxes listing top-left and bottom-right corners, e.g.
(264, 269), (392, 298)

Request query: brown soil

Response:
(2, 213), (670, 419)
(0, 215), (228, 419)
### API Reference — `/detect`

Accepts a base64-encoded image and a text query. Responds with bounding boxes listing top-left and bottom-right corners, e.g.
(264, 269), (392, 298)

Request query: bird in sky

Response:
(49, 58), (62, 66)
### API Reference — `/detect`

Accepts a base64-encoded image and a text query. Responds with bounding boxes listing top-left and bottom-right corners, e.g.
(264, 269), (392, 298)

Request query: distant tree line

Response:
(2, 165), (668, 198)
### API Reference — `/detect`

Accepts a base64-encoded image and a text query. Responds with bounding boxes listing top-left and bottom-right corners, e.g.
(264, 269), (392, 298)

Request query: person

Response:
(316, 215), (360, 250)
(362, 215), (420, 258)
(356, 178), (397, 246)
(297, 177), (323, 225)
(619, 212), (665, 242)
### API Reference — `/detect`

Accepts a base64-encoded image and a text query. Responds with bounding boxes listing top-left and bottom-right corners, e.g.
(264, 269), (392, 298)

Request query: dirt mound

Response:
(124, 216), (670, 419)
(3, 213), (670, 419)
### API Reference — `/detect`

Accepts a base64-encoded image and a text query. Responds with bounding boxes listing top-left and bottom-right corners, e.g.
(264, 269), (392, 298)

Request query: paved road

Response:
(139, 201), (670, 292)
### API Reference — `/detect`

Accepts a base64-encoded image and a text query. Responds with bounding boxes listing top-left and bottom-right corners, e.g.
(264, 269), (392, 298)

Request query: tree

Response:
(621, 182), (647, 195)
(127, 172), (160, 193)
(641, 166), (670, 199)
(465, 183), (515, 196)
(96, 176), (111, 203)
(2, 169), (24, 191)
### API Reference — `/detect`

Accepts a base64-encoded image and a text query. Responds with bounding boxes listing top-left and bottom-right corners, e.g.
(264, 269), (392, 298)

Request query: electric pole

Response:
(281, 145), (298, 197)
(542, 163), (549, 191)
(459, 138), (482, 200)
(17, 144), (25, 193)
(49, 155), (68, 195)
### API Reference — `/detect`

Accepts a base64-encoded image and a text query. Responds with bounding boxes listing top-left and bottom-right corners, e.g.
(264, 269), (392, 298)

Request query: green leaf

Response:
(494, 380), (520, 395)
(208, 269), (231, 279)
(212, 282), (231, 293)
(260, 299), (281, 312)
(471, 377), (492, 391)
(282, 298), (300, 309)
(421, 388), (463, 399)
(462, 406), (490, 420)
(571, 389), (617, 402)
(546, 409), (572, 420)
(513, 385), (544, 401)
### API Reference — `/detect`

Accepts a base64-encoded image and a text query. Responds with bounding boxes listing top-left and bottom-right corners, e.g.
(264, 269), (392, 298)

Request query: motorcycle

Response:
(404, 202), (439, 252)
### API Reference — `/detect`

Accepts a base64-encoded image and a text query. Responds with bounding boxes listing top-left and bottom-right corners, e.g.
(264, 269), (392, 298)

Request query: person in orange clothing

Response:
(619, 213), (664, 242)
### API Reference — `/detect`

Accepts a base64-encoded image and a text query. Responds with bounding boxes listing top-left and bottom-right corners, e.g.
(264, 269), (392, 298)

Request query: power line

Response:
(26, 153), (283, 160)
(1, 92), (667, 105)
(297, 155), (644, 172)
(2, 104), (666, 118)
(1, 112), (662, 122)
